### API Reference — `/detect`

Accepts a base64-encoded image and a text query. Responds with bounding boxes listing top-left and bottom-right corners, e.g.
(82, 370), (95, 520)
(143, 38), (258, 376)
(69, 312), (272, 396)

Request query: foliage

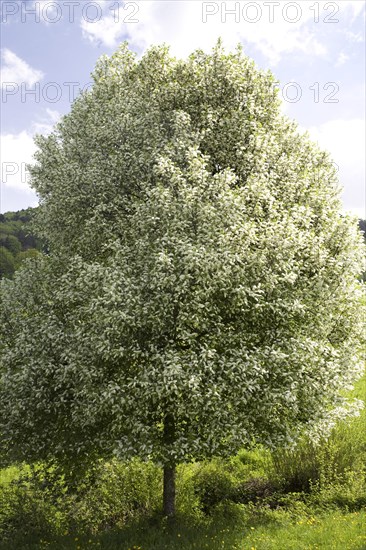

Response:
(1, 44), (365, 480)
(0, 234), (21, 256)
(0, 247), (15, 278)
(0, 459), (161, 545)
(191, 460), (234, 512)
(308, 469), (366, 512)
(0, 207), (42, 279)
(13, 248), (42, 269)
(66, 459), (162, 534)
(270, 374), (366, 493)
(358, 218), (366, 239)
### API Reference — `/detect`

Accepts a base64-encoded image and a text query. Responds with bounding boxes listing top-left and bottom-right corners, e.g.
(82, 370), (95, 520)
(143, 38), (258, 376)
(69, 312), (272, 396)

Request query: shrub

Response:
(271, 375), (366, 493)
(0, 473), (65, 545)
(191, 460), (235, 513)
(232, 477), (278, 504)
(0, 459), (162, 541)
(66, 459), (162, 534)
(309, 468), (366, 512)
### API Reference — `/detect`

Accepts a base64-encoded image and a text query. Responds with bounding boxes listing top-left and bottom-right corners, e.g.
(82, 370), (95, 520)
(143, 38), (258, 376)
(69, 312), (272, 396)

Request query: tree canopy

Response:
(0, 42), (364, 515)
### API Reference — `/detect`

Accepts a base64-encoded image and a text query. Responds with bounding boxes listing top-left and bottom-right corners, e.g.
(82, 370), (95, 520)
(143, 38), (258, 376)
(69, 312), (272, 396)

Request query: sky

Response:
(1, 0), (365, 217)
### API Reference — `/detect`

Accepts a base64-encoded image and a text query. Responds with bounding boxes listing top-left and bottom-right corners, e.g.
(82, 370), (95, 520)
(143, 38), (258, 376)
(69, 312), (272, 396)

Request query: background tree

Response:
(0, 234), (22, 256)
(0, 247), (15, 278)
(14, 248), (40, 270)
(1, 43), (364, 516)
(0, 208), (43, 279)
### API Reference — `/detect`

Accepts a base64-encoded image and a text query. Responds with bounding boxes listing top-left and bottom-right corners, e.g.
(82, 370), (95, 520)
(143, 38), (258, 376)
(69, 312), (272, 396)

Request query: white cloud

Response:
(1, 131), (36, 192)
(0, 109), (59, 194)
(0, 49), (44, 88)
(345, 0), (366, 20)
(345, 30), (364, 43)
(305, 119), (365, 218)
(80, 1), (328, 65)
(335, 52), (349, 67)
(32, 108), (61, 135)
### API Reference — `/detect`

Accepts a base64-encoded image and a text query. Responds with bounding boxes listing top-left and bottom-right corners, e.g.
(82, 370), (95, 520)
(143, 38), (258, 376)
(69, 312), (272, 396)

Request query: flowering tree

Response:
(1, 43), (364, 516)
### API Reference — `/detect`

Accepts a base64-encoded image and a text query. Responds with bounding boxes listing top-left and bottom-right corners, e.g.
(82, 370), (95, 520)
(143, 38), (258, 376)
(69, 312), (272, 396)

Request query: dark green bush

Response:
(0, 235), (21, 256)
(191, 460), (234, 513)
(232, 477), (278, 504)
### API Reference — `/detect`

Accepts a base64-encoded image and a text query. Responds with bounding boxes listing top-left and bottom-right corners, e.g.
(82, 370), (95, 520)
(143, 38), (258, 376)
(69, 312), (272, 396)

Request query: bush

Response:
(175, 463), (203, 519)
(271, 376), (366, 493)
(309, 468), (366, 512)
(233, 477), (278, 504)
(0, 471), (65, 545)
(68, 459), (162, 533)
(0, 459), (162, 542)
(191, 460), (235, 513)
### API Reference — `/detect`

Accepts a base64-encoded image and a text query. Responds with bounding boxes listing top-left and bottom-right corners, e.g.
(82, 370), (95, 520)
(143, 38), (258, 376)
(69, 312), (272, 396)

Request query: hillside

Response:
(0, 208), (42, 278)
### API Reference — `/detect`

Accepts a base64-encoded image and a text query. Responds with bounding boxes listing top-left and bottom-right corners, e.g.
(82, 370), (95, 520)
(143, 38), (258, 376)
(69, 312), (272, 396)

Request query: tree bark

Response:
(163, 412), (176, 517)
(163, 464), (176, 517)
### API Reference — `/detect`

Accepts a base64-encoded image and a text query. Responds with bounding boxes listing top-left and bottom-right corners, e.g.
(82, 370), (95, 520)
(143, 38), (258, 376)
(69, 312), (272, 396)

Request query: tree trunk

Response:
(163, 464), (176, 517)
(163, 412), (176, 517)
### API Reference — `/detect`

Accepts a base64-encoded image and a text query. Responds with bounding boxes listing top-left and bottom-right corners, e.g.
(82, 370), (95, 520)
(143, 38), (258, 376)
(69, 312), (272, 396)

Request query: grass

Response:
(240, 511), (366, 550)
(2, 509), (365, 549)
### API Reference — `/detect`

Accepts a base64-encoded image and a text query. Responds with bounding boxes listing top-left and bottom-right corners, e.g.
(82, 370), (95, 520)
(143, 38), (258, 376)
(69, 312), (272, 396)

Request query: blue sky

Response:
(1, 0), (365, 217)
